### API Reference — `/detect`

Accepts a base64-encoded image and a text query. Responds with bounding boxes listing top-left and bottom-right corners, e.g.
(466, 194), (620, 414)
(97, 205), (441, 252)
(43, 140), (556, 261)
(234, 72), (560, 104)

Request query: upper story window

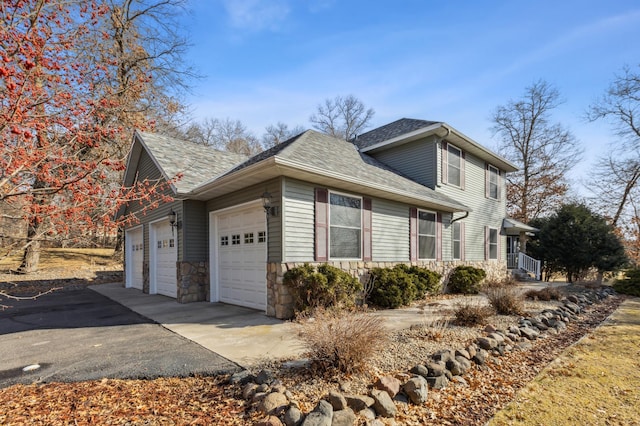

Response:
(487, 164), (499, 199)
(418, 210), (436, 259)
(447, 144), (462, 187)
(329, 192), (362, 259)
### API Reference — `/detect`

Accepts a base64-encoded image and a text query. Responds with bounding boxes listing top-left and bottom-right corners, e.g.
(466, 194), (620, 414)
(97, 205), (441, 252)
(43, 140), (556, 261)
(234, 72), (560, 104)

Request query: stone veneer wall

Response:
(266, 260), (508, 319)
(177, 261), (209, 303)
(142, 261), (150, 294)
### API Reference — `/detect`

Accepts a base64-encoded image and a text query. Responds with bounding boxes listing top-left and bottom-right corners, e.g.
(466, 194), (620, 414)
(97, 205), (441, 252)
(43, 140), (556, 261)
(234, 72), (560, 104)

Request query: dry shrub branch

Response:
(297, 309), (389, 374)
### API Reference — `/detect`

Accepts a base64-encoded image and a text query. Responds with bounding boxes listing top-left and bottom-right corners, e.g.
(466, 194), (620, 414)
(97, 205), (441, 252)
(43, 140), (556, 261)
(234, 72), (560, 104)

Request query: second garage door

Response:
(151, 219), (177, 298)
(126, 227), (144, 290)
(216, 205), (267, 311)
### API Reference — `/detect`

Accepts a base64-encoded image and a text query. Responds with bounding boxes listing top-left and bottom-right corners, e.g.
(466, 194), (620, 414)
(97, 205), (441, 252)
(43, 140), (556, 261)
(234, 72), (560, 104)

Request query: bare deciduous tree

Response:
(185, 118), (262, 155)
(309, 94), (374, 141)
(491, 80), (582, 223)
(587, 65), (640, 264)
(262, 122), (305, 148)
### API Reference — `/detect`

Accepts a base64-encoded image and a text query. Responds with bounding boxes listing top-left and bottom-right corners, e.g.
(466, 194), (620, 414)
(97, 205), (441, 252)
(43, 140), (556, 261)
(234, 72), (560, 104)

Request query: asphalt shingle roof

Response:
(138, 132), (248, 194)
(227, 130), (468, 211)
(353, 118), (441, 149)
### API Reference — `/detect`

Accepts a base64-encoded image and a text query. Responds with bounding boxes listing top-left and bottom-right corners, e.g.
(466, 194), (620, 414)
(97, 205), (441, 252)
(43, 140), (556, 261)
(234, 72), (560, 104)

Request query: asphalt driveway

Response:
(0, 289), (239, 388)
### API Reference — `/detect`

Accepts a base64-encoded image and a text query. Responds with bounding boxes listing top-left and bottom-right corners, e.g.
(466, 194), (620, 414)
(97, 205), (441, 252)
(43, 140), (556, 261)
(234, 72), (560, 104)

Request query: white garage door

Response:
(126, 227), (144, 290)
(216, 205), (267, 310)
(151, 220), (177, 298)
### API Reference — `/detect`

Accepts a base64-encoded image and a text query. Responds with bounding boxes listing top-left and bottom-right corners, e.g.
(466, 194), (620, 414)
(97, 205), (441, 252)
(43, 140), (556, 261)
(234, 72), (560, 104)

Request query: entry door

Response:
(126, 227), (144, 290)
(216, 205), (267, 310)
(151, 220), (177, 298)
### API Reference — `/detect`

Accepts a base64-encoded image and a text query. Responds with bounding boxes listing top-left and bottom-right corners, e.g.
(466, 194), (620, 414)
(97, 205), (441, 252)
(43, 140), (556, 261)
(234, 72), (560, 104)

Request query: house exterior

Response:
(121, 118), (520, 318)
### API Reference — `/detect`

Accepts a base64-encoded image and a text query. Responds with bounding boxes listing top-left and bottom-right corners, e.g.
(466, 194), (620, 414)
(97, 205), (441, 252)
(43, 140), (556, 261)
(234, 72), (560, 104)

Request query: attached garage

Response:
(125, 226), (144, 290)
(212, 203), (267, 311)
(150, 219), (178, 298)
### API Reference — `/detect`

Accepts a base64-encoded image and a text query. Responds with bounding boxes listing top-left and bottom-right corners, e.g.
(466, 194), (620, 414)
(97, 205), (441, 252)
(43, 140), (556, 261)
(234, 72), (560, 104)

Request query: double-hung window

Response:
(447, 144), (462, 187)
(488, 165), (499, 199)
(418, 210), (436, 259)
(329, 192), (362, 259)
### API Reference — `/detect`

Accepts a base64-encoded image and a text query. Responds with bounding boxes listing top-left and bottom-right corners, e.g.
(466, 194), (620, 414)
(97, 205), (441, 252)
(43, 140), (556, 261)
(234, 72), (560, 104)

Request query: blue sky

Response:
(178, 0), (640, 187)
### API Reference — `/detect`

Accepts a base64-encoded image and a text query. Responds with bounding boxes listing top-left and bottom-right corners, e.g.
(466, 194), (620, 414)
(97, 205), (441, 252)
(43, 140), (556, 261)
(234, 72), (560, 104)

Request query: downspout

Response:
(450, 211), (469, 224)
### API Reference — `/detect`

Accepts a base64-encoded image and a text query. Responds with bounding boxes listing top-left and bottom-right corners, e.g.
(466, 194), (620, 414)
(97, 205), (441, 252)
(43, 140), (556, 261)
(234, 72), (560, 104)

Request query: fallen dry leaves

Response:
(0, 296), (624, 425)
(0, 376), (248, 425)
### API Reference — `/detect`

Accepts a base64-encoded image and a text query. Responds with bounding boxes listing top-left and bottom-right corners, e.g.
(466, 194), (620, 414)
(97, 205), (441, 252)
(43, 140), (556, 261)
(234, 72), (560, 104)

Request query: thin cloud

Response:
(221, 0), (291, 32)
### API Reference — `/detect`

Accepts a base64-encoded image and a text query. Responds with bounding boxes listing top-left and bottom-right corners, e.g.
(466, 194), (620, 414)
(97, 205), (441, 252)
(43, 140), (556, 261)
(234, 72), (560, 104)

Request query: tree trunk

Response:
(113, 226), (124, 253)
(16, 218), (43, 273)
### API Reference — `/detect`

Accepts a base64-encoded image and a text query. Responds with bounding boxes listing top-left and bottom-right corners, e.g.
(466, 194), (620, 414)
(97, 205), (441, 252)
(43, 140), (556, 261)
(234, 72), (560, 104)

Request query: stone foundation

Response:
(266, 260), (508, 319)
(143, 261), (150, 294)
(177, 261), (209, 303)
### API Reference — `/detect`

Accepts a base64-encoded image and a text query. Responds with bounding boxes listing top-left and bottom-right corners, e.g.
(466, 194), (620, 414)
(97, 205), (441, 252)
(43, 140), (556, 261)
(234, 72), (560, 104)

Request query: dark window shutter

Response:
(441, 141), (448, 184)
(460, 151), (466, 190)
(485, 163), (490, 198)
(436, 212), (442, 261)
(363, 198), (372, 261)
(409, 207), (417, 262)
(460, 222), (466, 261)
(484, 226), (489, 261)
(315, 188), (328, 262)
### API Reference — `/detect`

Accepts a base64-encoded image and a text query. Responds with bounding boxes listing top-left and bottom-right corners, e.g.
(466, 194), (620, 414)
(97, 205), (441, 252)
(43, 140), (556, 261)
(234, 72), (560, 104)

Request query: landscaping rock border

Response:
(233, 287), (617, 425)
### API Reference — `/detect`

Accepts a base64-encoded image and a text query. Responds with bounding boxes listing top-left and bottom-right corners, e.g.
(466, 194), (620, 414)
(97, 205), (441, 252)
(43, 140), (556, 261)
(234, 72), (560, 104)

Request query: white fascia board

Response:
(359, 123), (444, 153)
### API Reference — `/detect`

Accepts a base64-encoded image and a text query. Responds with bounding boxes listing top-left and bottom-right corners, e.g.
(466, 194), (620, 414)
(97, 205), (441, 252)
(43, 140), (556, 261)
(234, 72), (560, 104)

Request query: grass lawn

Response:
(490, 297), (640, 425)
(0, 248), (119, 272)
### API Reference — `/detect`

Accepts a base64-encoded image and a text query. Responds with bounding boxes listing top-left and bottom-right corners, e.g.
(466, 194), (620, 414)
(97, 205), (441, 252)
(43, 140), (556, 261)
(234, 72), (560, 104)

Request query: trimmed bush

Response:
(447, 265), (487, 294)
(524, 286), (563, 301)
(486, 286), (526, 315)
(613, 269), (640, 296)
(367, 264), (441, 309)
(297, 309), (388, 373)
(453, 302), (494, 326)
(283, 264), (362, 313)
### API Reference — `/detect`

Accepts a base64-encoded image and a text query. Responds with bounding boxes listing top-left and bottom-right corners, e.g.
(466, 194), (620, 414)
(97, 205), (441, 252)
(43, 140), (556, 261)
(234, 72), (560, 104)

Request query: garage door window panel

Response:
(329, 192), (362, 259)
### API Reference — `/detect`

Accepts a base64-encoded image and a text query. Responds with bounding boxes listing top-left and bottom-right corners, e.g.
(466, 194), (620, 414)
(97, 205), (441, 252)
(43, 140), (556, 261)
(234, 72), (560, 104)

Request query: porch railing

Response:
(518, 252), (541, 281)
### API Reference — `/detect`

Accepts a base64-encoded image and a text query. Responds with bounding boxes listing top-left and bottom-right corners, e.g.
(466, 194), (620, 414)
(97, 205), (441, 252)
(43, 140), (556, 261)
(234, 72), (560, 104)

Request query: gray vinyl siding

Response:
(124, 148), (183, 263)
(182, 200), (208, 261)
(369, 135), (438, 189)
(206, 178), (282, 263)
(372, 199), (410, 261)
(437, 141), (507, 262)
(282, 178), (315, 262)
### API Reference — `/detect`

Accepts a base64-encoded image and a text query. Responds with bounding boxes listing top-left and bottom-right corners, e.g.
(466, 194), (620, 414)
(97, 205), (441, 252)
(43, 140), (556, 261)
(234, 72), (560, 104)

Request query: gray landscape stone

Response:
(327, 391), (347, 410)
(472, 348), (488, 365)
(409, 364), (429, 378)
(345, 394), (374, 412)
(403, 376), (429, 404)
(301, 400), (332, 426)
(256, 369), (275, 385)
(331, 408), (356, 426)
(259, 392), (288, 414)
(477, 337), (498, 350)
(425, 360), (447, 377)
(284, 406), (303, 426)
(426, 374), (449, 389)
(371, 389), (397, 418)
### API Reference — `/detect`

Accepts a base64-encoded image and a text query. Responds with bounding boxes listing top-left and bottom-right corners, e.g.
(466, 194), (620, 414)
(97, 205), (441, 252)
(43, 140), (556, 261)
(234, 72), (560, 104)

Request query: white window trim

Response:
(328, 190), (363, 261)
(452, 221), (461, 260)
(417, 209), (437, 260)
(488, 164), (500, 200)
(488, 227), (499, 260)
(446, 143), (463, 188)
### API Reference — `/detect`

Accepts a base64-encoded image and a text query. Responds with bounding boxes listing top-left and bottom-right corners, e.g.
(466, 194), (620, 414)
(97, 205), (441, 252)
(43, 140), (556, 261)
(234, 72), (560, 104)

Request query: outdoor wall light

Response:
(261, 191), (278, 217)
(168, 210), (178, 229)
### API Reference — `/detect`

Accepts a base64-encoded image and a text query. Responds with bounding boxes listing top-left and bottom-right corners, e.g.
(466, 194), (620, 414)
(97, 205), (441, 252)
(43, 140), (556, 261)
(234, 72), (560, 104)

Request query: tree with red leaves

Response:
(0, 0), (192, 272)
